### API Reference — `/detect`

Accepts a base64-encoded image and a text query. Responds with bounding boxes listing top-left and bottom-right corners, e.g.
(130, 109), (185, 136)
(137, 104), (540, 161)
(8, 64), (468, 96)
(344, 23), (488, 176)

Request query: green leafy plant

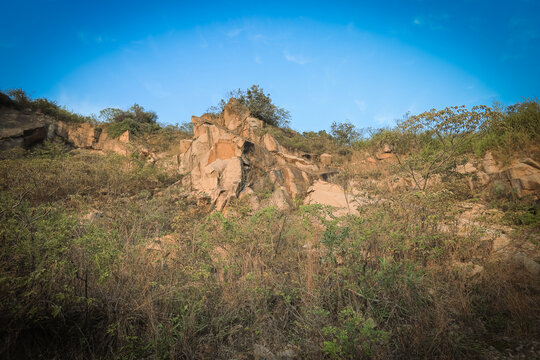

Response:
(322, 307), (390, 359)
(1, 89), (95, 123)
(387, 105), (494, 190)
(209, 84), (290, 128)
(101, 103), (160, 137)
(330, 121), (361, 146)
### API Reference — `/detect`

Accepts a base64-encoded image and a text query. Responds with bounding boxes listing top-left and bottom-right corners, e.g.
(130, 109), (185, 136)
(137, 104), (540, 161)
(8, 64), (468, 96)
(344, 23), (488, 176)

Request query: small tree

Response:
(100, 103), (159, 137)
(386, 105), (493, 190)
(99, 103), (157, 124)
(209, 85), (290, 128)
(330, 121), (361, 146)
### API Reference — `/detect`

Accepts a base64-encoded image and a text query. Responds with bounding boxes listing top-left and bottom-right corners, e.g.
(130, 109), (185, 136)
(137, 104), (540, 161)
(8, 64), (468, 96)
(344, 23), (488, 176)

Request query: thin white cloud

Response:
(354, 99), (367, 111)
(284, 51), (309, 65)
(227, 28), (243, 37)
(254, 56), (262, 64)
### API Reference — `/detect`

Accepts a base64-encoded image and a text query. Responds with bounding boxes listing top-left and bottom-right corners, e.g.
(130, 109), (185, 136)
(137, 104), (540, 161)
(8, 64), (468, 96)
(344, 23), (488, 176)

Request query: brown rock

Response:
(177, 104), (327, 211)
(223, 98), (250, 132)
(263, 133), (280, 152)
(94, 131), (130, 156)
(179, 139), (193, 153)
(118, 130), (130, 143)
(304, 180), (360, 216)
(483, 151), (499, 174)
(513, 252), (540, 275)
(239, 187), (261, 210)
(56, 121), (100, 148)
(456, 162), (477, 174)
(476, 171), (490, 185)
(207, 140), (238, 163)
(320, 153), (332, 166)
(0, 107), (50, 150)
(266, 186), (292, 210)
(375, 152), (393, 160)
(493, 235), (511, 252)
(503, 159), (540, 198)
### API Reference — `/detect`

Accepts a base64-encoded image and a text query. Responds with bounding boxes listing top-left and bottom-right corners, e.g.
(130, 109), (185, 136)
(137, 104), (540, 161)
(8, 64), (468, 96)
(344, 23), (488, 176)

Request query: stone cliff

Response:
(177, 99), (338, 210)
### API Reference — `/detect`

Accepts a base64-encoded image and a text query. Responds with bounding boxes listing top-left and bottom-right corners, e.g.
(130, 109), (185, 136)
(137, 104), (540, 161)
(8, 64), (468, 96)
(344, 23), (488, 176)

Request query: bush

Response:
(101, 103), (160, 137)
(100, 103), (158, 125)
(1, 89), (95, 123)
(209, 85), (290, 128)
(330, 121), (361, 146)
(474, 99), (540, 156)
(384, 105), (493, 190)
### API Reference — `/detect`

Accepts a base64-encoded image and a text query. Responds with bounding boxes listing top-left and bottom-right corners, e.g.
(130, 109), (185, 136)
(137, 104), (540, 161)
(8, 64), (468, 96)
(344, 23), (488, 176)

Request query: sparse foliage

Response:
(209, 85), (291, 127)
(1, 91), (539, 359)
(101, 103), (160, 137)
(330, 120), (361, 146)
(1, 89), (96, 123)
(387, 105), (494, 190)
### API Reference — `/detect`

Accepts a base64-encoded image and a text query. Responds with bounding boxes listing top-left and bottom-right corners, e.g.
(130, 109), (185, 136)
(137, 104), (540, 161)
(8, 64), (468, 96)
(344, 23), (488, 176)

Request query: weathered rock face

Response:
(452, 153), (540, 198)
(52, 122), (131, 156)
(0, 107), (50, 150)
(503, 158), (540, 198)
(177, 100), (346, 211)
(304, 180), (359, 216)
(0, 105), (133, 157)
(320, 153), (332, 166)
(483, 151), (500, 174)
(477, 153), (540, 199)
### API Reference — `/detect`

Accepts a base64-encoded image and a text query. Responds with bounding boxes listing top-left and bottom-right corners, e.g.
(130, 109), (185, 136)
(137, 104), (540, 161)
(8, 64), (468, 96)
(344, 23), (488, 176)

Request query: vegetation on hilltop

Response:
(0, 90), (539, 359)
(209, 84), (291, 128)
(1, 88), (96, 124)
(0, 89), (194, 152)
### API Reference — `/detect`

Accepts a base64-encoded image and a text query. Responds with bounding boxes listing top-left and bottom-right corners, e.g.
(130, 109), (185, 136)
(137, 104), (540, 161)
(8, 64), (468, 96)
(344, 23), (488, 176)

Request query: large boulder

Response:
(320, 153), (332, 166)
(503, 158), (540, 198)
(179, 116), (252, 209)
(304, 180), (361, 216)
(483, 151), (500, 174)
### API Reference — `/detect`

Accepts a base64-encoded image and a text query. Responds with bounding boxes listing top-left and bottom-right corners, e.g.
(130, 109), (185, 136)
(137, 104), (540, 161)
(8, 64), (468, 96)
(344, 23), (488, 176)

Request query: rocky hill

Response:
(1, 97), (539, 359)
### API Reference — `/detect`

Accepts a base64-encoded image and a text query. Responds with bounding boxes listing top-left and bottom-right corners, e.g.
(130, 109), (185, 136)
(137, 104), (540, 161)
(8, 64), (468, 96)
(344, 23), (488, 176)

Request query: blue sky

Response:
(1, 0), (539, 132)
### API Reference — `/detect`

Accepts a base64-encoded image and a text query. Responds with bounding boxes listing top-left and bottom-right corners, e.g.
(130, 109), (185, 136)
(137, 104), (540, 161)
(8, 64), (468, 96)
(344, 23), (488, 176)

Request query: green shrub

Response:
(330, 121), (361, 146)
(474, 99), (540, 156)
(2, 89), (95, 123)
(209, 84), (290, 128)
(101, 104), (161, 138)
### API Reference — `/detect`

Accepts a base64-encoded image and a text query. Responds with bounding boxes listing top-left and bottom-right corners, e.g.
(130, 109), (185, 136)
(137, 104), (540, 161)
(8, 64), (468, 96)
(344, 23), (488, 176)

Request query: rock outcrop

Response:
(450, 153), (540, 199)
(177, 100), (343, 211)
(52, 121), (131, 156)
(0, 107), (50, 150)
(0, 104), (133, 157)
(502, 158), (540, 198)
(304, 180), (365, 216)
(479, 152), (540, 199)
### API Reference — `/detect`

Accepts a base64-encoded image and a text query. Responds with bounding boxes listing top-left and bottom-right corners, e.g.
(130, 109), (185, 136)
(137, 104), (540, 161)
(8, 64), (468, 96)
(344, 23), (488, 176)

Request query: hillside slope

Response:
(1, 99), (539, 359)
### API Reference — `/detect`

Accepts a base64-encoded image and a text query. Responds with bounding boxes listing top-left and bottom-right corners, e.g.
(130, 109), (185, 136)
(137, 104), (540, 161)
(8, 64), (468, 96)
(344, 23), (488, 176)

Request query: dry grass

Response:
(0, 140), (538, 359)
